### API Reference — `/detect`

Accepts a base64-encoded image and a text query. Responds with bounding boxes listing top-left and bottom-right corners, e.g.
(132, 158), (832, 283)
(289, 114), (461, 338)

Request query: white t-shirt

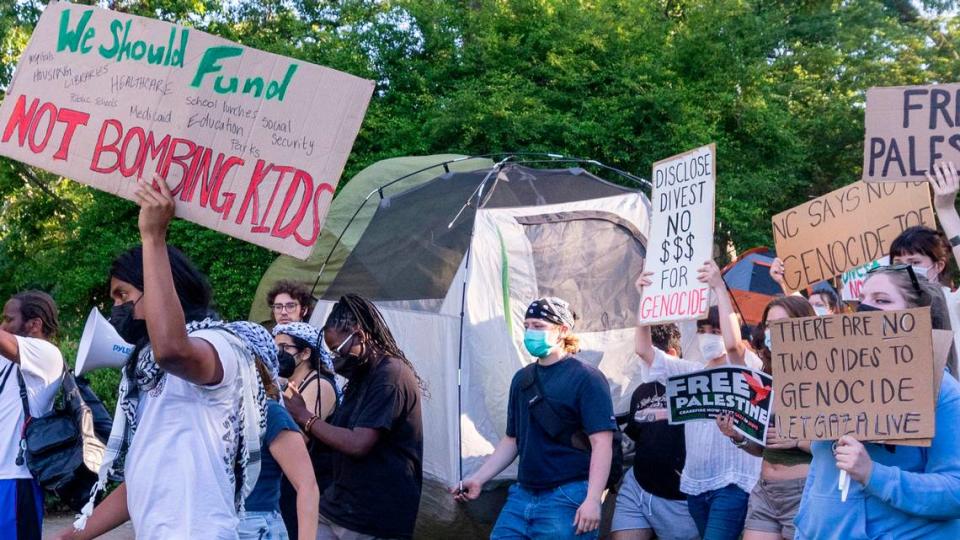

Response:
(124, 329), (245, 540)
(644, 347), (763, 496)
(0, 336), (64, 479)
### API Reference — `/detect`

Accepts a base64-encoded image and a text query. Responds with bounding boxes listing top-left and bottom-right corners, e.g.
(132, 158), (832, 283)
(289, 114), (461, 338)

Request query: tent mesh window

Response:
(516, 211), (646, 333)
(322, 165), (635, 307)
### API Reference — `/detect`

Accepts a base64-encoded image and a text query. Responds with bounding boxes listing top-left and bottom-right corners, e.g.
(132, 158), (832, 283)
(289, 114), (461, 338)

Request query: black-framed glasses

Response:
(271, 302), (300, 313)
(867, 263), (922, 294)
(277, 343), (300, 354)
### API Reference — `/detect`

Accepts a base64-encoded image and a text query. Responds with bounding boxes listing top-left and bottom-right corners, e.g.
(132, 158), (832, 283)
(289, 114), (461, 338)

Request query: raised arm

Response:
(135, 177), (223, 386)
(634, 272), (655, 365)
(769, 257), (788, 294)
(0, 330), (19, 363)
(698, 260), (746, 364)
(929, 161), (960, 264)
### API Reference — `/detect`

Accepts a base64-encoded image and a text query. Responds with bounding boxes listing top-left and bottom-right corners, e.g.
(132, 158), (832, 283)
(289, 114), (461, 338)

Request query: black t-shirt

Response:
(623, 381), (686, 500)
(319, 356), (423, 539)
(506, 357), (616, 490)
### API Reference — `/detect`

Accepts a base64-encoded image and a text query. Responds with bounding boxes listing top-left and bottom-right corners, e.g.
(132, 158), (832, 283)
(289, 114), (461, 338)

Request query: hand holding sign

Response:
(135, 175), (175, 241)
(696, 260), (725, 291)
(835, 435), (873, 485)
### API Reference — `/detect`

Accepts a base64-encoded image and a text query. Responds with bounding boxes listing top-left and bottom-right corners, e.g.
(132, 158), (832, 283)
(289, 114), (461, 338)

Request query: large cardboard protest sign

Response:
(770, 308), (935, 442)
(840, 256), (889, 302)
(0, 3), (374, 259)
(863, 84), (960, 182)
(771, 181), (933, 292)
(667, 366), (773, 445)
(639, 144), (716, 324)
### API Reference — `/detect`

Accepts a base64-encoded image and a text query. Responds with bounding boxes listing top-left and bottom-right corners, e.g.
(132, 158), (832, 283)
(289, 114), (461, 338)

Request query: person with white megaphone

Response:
(0, 290), (63, 540)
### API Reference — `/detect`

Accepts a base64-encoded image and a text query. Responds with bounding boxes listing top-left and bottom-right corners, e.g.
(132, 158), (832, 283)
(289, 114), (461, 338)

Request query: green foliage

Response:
(1, 0), (959, 407)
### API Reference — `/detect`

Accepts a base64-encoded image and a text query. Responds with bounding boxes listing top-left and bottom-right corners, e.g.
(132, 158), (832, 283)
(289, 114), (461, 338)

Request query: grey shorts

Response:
(744, 477), (806, 540)
(610, 469), (699, 540)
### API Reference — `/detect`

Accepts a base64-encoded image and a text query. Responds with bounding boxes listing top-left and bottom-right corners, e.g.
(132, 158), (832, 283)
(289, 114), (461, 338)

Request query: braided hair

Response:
(12, 290), (59, 339)
(324, 294), (426, 395)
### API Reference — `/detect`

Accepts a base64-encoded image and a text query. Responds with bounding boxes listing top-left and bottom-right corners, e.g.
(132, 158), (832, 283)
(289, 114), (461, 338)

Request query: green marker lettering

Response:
(191, 46), (244, 89)
(98, 19), (124, 60)
(57, 9), (95, 54)
(266, 64), (298, 101)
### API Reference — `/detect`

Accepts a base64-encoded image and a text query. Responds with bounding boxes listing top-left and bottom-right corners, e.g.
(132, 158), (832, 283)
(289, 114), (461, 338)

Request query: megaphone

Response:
(75, 307), (134, 375)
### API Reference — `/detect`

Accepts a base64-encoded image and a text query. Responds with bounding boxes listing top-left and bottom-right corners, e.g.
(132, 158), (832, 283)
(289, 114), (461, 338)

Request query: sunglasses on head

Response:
(867, 263), (922, 295)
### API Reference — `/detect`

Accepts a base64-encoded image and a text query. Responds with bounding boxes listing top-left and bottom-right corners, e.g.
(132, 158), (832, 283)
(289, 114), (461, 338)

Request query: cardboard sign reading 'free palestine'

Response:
(0, 3), (374, 259)
(771, 181), (933, 292)
(639, 144), (716, 324)
(864, 83), (960, 182)
(770, 308), (935, 442)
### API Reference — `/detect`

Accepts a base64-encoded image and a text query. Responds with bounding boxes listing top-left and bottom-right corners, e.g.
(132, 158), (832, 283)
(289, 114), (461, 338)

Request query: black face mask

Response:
(331, 332), (365, 378)
(277, 351), (297, 379)
(110, 301), (148, 345)
(857, 302), (883, 313)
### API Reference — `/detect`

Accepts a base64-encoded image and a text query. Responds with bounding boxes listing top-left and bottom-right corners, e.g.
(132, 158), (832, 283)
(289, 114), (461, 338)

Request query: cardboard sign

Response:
(771, 181), (933, 292)
(840, 256), (889, 302)
(770, 308), (936, 442)
(863, 84), (960, 182)
(667, 366), (773, 445)
(0, 3), (374, 259)
(639, 144), (716, 323)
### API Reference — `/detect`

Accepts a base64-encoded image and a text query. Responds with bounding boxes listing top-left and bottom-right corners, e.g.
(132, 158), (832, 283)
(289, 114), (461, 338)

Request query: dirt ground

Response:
(43, 513), (135, 539)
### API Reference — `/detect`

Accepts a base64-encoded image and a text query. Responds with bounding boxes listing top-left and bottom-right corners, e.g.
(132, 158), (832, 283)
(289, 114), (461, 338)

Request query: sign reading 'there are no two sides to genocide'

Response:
(0, 3), (375, 259)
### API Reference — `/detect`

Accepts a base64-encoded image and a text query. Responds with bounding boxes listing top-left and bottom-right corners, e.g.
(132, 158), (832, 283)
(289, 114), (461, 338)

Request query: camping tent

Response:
(252, 154), (652, 536)
(720, 247), (782, 325)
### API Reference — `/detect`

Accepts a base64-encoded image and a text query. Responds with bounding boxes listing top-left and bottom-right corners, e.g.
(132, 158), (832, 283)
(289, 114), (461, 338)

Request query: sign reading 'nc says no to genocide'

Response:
(639, 144), (716, 324)
(0, 3), (374, 259)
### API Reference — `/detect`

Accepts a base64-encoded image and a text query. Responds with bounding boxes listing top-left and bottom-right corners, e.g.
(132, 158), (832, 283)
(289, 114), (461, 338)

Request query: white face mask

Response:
(763, 328), (772, 350)
(697, 333), (726, 363)
(813, 305), (830, 317)
(911, 264), (936, 283)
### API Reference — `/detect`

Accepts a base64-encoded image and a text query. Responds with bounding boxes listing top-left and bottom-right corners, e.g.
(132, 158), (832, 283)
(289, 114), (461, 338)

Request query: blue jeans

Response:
(686, 484), (750, 540)
(491, 480), (597, 540)
(238, 510), (289, 540)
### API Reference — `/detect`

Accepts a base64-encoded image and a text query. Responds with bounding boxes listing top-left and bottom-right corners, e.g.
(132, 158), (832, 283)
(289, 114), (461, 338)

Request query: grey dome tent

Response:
(250, 154), (652, 536)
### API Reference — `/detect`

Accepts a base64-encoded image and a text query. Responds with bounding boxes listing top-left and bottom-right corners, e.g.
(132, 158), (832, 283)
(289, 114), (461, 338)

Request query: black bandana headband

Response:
(526, 297), (576, 329)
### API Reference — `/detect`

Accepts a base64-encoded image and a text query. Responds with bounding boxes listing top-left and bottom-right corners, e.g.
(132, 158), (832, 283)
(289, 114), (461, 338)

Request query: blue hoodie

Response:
(794, 374), (960, 539)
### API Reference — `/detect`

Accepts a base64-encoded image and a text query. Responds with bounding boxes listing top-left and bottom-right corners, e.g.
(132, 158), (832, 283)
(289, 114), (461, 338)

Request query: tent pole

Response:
(455, 241), (471, 487)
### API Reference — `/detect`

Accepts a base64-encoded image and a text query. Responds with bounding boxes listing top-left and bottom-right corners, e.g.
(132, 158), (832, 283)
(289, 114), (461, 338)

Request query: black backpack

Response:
(14, 364), (112, 511)
(518, 362), (625, 490)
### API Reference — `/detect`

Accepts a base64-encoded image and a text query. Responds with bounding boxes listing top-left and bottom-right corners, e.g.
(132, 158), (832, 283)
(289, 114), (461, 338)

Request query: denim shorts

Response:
(491, 480), (597, 540)
(239, 510), (289, 540)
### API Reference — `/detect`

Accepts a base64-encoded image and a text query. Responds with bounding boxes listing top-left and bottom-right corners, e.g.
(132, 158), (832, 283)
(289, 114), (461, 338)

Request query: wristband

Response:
(303, 414), (321, 434)
(732, 436), (749, 448)
(951, 235), (960, 248)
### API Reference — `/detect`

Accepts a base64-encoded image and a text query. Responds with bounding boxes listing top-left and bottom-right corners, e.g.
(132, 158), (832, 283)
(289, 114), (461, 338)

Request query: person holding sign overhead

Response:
(887, 159), (960, 378)
(716, 296), (815, 540)
(793, 266), (960, 539)
(636, 262), (762, 540)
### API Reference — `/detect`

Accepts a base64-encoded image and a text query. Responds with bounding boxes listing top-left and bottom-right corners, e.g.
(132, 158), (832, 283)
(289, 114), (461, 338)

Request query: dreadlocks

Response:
(324, 294), (427, 395)
(12, 290), (60, 339)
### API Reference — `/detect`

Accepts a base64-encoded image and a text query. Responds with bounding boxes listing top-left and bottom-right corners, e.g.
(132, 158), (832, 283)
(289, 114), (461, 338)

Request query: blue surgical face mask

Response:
(911, 264), (935, 283)
(813, 305), (830, 316)
(524, 329), (554, 358)
(764, 328), (772, 351)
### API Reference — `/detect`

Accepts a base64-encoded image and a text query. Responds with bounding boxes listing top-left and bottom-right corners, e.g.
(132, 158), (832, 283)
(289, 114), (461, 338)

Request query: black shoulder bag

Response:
(518, 363), (624, 490)
(16, 364), (110, 511)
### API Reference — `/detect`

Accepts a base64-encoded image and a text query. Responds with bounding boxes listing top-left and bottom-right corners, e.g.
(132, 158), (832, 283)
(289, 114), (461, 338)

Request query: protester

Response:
(793, 265), (960, 538)
(272, 322), (337, 538)
(283, 294), (423, 540)
(55, 177), (269, 540)
(0, 291), (63, 540)
(716, 296), (814, 540)
(885, 159), (960, 377)
(635, 261), (762, 540)
(453, 297), (615, 540)
(242, 335), (318, 540)
(612, 323), (698, 540)
(268, 280), (315, 326)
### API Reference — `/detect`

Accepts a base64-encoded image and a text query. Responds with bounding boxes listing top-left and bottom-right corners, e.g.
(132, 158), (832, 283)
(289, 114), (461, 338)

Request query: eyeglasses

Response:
(277, 343), (300, 354)
(272, 302), (300, 313)
(867, 264), (922, 294)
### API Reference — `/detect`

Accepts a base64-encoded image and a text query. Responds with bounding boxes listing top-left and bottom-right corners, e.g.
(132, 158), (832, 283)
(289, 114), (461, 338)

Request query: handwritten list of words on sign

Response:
(639, 144), (716, 324)
(771, 181), (933, 292)
(770, 308), (935, 442)
(864, 83), (960, 182)
(0, 3), (375, 259)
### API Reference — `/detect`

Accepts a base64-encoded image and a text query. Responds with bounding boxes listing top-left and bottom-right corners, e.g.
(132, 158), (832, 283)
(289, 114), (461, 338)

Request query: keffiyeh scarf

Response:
(74, 319), (273, 530)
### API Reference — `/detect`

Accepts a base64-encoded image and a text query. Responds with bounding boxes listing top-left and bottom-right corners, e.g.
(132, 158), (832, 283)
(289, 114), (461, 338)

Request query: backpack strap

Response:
(518, 363), (587, 449)
(15, 367), (32, 466)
